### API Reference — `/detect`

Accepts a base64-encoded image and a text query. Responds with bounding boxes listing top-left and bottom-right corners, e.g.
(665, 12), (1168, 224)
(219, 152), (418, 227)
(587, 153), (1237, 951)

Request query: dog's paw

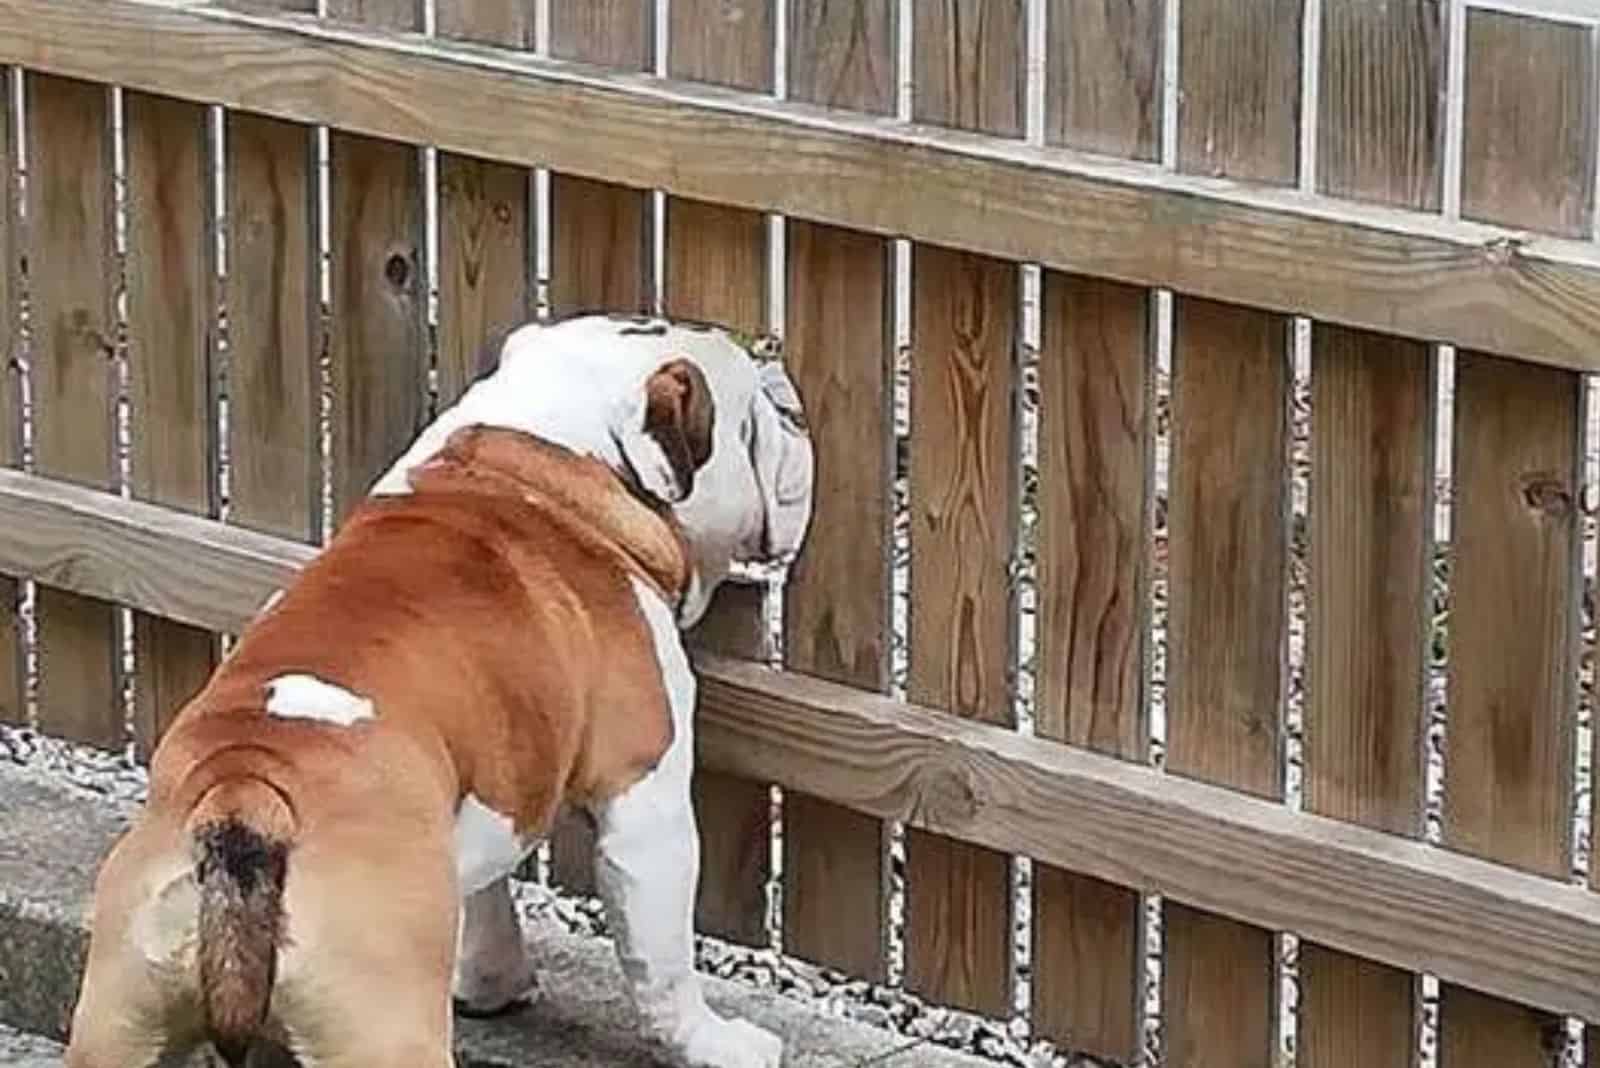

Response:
(679, 1014), (783, 1068)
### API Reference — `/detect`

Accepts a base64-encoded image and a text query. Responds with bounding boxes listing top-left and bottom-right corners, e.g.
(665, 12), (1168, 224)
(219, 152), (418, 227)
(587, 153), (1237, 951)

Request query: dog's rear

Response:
(65, 736), (458, 1068)
(62, 771), (295, 1068)
(188, 777), (293, 1065)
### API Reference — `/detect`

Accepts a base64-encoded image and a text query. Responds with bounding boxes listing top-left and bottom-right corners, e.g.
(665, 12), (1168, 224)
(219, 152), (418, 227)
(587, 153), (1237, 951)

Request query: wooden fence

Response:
(3, 1), (1600, 1066)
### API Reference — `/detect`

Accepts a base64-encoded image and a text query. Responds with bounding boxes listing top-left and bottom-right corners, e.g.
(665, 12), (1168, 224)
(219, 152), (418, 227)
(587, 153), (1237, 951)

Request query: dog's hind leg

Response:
(269, 819), (460, 1068)
(590, 578), (783, 1068)
(65, 825), (205, 1068)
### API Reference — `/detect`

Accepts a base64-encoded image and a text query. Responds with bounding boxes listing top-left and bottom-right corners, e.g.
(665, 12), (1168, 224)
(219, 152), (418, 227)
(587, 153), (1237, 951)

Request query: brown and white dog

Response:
(62, 315), (814, 1068)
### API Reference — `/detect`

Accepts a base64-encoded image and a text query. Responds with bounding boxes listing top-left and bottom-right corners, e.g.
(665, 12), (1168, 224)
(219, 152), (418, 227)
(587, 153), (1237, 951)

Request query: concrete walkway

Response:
(0, 762), (994, 1067)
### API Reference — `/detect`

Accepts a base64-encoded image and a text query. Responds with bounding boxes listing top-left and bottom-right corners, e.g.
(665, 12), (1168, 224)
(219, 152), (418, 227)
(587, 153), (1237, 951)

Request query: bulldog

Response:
(62, 314), (814, 1068)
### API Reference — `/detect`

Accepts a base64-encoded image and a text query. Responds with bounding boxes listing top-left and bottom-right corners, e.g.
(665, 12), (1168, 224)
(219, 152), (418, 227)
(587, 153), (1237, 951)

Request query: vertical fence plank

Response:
(669, 0), (772, 92)
(124, 92), (217, 760)
(227, 112), (317, 544)
(904, 0), (1023, 1019)
(1460, 10), (1596, 239)
(327, 0), (426, 526)
(684, 580), (772, 945)
(0, 71), (18, 727)
(1032, 10), (1163, 1058)
(1165, 4), (1299, 1062)
(1030, 273), (1147, 1061)
(26, 75), (120, 750)
(436, 3), (531, 409)
(665, 0), (775, 946)
(1302, 327), (1430, 1068)
(787, 0), (897, 115)
(547, 3), (652, 321)
(912, 0), (1025, 137)
(1165, 300), (1285, 1068)
(1044, 0), (1162, 161)
(777, 0), (895, 984)
(1442, 13), (1592, 1066)
(1301, 6), (1442, 1065)
(905, 245), (1016, 1018)
(1443, 351), (1578, 1067)
(1317, 0), (1443, 210)
(1177, 0), (1302, 185)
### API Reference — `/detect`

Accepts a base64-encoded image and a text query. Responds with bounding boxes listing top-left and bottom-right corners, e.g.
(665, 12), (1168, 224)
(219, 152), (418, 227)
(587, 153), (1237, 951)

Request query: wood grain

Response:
(226, 111), (317, 543)
(436, 2), (530, 409)
(905, 244), (1015, 1017)
(326, 0), (424, 525)
(124, 91), (217, 761)
(547, 0), (652, 322)
(774, 0), (897, 984)
(325, 0), (418, 32)
(1045, 0), (1162, 161)
(667, 0), (772, 93)
(1031, 272), (1147, 1060)
(781, 218), (892, 980)
(9, 1), (1600, 372)
(1300, 11), (1445, 1058)
(435, 0), (530, 49)
(8, 468), (1600, 1020)
(549, 1), (652, 70)
(787, 0), (896, 116)
(685, 582), (772, 946)
(1461, 10), (1596, 239)
(328, 129), (425, 522)
(1443, 351), (1578, 1066)
(26, 74), (120, 750)
(0, 79), (17, 727)
(1165, 296), (1286, 1068)
(1302, 326), (1430, 1068)
(664, 2), (773, 939)
(912, 0), (1025, 137)
(1447, 14), (1589, 1058)
(1177, 0), (1302, 184)
(1317, 0), (1443, 210)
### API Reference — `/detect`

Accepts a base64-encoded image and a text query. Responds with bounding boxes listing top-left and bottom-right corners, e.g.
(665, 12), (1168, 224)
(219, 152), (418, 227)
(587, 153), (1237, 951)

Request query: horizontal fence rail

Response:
(2, 466), (1599, 1022)
(2, 0), (1600, 371)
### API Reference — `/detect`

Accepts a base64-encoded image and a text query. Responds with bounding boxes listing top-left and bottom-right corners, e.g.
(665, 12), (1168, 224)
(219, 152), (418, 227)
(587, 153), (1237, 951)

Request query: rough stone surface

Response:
(0, 1025), (68, 1067)
(0, 761), (988, 1067)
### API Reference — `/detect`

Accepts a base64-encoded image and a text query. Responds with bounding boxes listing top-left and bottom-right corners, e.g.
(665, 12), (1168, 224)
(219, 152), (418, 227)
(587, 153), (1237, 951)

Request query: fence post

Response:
(1299, 3), (1444, 1064)
(125, 91), (219, 760)
(26, 74), (121, 751)
(779, 0), (898, 985)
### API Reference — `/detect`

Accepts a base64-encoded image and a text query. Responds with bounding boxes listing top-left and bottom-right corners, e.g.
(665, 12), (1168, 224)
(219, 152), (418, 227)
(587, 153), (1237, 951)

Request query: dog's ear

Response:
(619, 357), (715, 503)
(750, 361), (815, 562)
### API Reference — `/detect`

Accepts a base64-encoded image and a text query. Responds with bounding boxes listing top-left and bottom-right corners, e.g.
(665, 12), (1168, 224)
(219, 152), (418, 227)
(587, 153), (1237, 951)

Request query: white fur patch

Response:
(454, 794), (528, 898)
(581, 575), (783, 1067)
(263, 674), (375, 727)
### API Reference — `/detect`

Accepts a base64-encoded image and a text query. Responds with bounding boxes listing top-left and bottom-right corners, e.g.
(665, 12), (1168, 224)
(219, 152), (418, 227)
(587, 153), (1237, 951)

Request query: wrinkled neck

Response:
(406, 427), (692, 607)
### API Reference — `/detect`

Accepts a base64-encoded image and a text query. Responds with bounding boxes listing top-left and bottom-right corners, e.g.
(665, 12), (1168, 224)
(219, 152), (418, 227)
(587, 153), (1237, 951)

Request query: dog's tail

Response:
(186, 776), (295, 1068)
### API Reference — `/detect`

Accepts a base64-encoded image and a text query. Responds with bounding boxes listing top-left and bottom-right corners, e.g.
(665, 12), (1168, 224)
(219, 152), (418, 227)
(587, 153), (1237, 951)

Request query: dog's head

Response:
(486, 315), (816, 626)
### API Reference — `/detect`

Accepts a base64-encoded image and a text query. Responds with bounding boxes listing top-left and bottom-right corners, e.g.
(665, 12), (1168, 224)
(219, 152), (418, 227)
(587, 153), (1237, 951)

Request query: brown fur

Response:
(642, 358), (715, 495)
(65, 427), (692, 1067)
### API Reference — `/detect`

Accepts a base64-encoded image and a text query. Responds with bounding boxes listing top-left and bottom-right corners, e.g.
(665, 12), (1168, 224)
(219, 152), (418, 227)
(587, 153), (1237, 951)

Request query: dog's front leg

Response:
(594, 770), (782, 1068)
(453, 876), (538, 1016)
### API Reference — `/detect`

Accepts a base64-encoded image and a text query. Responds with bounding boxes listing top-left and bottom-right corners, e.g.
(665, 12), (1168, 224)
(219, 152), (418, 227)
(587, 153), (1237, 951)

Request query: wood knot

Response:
(493, 202), (513, 225)
(1520, 474), (1571, 519)
(384, 252), (411, 290)
(916, 762), (981, 827)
